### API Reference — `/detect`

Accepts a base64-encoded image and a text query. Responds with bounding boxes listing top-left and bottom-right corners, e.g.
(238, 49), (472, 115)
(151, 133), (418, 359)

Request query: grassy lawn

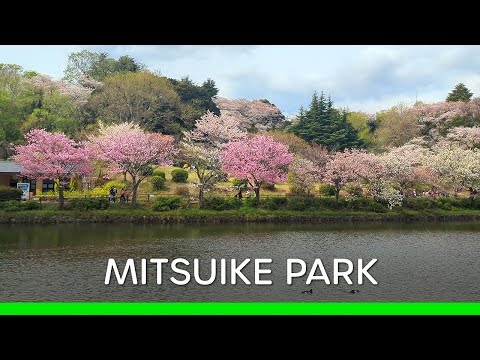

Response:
(134, 166), (291, 201)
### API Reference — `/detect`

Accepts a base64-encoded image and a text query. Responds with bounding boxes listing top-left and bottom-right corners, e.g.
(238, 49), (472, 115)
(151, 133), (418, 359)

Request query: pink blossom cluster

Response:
(13, 129), (92, 180)
(220, 135), (293, 185)
(213, 97), (285, 131)
(88, 122), (176, 176)
(27, 74), (93, 105)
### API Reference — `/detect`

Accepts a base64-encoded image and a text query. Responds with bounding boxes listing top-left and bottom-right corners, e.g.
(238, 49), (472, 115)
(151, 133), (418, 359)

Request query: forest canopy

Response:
(1, 53), (478, 162)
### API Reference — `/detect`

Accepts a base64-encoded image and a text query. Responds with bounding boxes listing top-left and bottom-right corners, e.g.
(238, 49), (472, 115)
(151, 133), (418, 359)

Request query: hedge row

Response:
(0, 200), (43, 212)
(198, 196), (480, 212)
(151, 196), (183, 211)
(69, 198), (110, 210)
(0, 187), (23, 201)
(199, 196), (388, 212)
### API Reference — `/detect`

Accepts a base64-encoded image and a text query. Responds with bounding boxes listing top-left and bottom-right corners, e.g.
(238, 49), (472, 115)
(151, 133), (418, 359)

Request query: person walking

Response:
(109, 186), (115, 203)
(234, 187), (243, 200)
(120, 187), (127, 202)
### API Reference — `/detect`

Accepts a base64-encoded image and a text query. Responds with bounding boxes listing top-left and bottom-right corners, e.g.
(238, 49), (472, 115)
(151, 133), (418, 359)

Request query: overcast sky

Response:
(1, 45), (479, 117)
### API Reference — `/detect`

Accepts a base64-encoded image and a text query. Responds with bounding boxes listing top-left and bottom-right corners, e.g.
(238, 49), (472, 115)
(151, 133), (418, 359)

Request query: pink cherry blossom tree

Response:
(411, 98), (480, 140)
(324, 149), (406, 208)
(213, 97), (286, 132)
(181, 111), (246, 206)
(381, 143), (428, 194)
(442, 127), (480, 149)
(13, 129), (92, 209)
(356, 152), (389, 199)
(220, 135), (293, 204)
(323, 149), (387, 203)
(323, 150), (362, 203)
(289, 156), (322, 195)
(27, 74), (94, 105)
(88, 122), (176, 205)
(411, 166), (441, 192)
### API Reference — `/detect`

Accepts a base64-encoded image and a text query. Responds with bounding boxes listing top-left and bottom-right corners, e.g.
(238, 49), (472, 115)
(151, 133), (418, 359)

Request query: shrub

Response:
(0, 186), (23, 201)
(288, 173), (307, 195)
(152, 170), (166, 179)
(436, 197), (460, 210)
(226, 197), (243, 210)
(403, 197), (436, 210)
(21, 201), (43, 210)
(173, 185), (191, 197)
(243, 197), (258, 208)
(151, 196), (183, 211)
(311, 197), (343, 209)
(1, 200), (22, 212)
(260, 197), (288, 210)
(318, 183), (336, 196)
(201, 196), (241, 210)
(348, 198), (387, 212)
(41, 190), (56, 197)
(262, 182), (275, 191)
(0, 200), (43, 212)
(201, 197), (227, 210)
(70, 198), (110, 210)
(102, 181), (126, 192)
(232, 178), (248, 188)
(456, 197), (480, 210)
(285, 196), (350, 211)
(345, 184), (363, 199)
(286, 196), (314, 211)
(289, 184), (307, 195)
(171, 168), (189, 183)
(69, 177), (78, 191)
(151, 176), (166, 191)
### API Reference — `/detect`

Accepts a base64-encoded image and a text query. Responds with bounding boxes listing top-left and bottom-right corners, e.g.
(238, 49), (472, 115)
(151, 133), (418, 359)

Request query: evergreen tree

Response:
(202, 78), (219, 98)
(288, 91), (363, 150)
(446, 83), (473, 102)
(168, 76), (220, 130)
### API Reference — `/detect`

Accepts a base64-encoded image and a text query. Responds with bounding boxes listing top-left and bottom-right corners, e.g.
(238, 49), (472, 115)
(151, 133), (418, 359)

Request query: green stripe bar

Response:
(1, 302), (480, 315)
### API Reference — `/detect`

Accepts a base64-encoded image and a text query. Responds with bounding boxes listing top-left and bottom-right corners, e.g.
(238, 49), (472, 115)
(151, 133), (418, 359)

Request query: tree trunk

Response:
(123, 171), (127, 182)
(335, 189), (340, 204)
(58, 184), (64, 210)
(254, 186), (260, 205)
(469, 187), (477, 200)
(198, 184), (204, 208)
(131, 176), (138, 205)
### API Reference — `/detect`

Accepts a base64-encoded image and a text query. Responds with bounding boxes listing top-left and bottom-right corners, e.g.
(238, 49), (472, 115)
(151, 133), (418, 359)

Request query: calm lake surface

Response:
(1, 222), (479, 302)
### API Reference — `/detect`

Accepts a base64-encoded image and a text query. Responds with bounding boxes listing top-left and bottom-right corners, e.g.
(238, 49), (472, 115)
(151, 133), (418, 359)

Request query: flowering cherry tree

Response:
(27, 74), (94, 105)
(323, 149), (374, 203)
(411, 98), (480, 140)
(381, 144), (428, 193)
(188, 111), (247, 144)
(289, 156), (322, 194)
(181, 111), (246, 206)
(424, 144), (480, 196)
(213, 97), (286, 132)
(13, 129), (92, 209)
(88, 122), (176, 205)
(411, 166), (441, 192)
(443, 127), (480, 149)
(220, 135), (293, 204)
(324, 149), (406, 208)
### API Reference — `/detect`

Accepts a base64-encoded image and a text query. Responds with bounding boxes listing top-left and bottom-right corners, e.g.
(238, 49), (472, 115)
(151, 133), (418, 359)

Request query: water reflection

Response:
(1, 222), (479, 302)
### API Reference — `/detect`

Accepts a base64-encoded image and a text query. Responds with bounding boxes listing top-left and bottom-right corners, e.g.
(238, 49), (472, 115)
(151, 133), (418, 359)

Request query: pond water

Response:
(1, 222), (479, 302)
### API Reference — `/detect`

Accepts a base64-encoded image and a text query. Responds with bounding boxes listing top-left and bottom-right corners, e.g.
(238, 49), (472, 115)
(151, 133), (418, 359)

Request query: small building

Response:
(0, 160), (60, 195)
(0, 161), (27, 187)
